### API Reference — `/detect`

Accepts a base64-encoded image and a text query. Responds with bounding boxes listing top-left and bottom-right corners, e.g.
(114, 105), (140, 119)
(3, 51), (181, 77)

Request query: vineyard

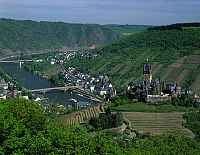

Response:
(153, 54), (200, 92)
(66, 27), (200, 93)
(59, 105), (104, 126)
(59, 106), (195, 138)
(123, 112), (194, 137)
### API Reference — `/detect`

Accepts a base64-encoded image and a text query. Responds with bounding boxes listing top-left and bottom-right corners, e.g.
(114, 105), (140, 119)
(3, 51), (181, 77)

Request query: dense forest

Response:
(1, 99), (200, 154)
(0, 19), (119, 57)
(65, 25), (200, 92)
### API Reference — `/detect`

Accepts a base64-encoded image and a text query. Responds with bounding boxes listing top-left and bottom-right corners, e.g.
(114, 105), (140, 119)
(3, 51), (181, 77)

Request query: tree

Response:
(5, 99), (46, 134)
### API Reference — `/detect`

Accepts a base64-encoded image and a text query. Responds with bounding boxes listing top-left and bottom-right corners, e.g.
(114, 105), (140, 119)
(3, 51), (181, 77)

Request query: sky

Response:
(0, 0), (200, 25)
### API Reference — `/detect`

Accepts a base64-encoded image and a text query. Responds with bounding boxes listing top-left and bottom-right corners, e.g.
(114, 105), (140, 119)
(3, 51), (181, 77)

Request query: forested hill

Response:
(67, 24), (200, 93)
(0, 19), (119, 56)
(104, 24), (150, 36)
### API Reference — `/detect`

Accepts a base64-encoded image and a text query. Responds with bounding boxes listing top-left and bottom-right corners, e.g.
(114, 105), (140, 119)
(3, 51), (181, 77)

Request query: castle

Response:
(126, 59), (180, 103)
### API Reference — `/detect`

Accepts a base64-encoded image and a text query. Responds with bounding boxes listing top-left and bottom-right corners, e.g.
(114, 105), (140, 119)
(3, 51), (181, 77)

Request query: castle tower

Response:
(143, 59), (152, 82)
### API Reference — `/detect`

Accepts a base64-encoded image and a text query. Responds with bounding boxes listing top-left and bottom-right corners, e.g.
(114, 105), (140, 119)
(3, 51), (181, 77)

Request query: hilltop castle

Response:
(126, 59), (180, 103)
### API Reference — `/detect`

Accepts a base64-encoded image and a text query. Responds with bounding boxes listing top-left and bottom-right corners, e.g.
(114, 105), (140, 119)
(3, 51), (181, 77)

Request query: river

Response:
(0, 62), (96, 107)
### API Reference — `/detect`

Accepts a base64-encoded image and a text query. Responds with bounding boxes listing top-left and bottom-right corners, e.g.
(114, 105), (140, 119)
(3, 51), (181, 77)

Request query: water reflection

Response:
(0, 63), (95, 106)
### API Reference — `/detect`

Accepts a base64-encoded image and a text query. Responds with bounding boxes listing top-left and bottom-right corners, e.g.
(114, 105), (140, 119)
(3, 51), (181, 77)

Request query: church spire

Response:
(143, 58), (152, 82)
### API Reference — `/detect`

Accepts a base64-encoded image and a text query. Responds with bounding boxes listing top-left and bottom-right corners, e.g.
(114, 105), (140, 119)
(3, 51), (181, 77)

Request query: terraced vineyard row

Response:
(60, 105), (104, 126)
(153, 54), (200, 94)
(123, 112), (194, 137)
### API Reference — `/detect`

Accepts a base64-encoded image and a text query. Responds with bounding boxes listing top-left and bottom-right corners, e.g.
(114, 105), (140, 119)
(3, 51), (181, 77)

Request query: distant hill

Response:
(105, 24), (150, 36)
(66, 23), (200, 93)
(0, 19), (120, 57)
(148, 23), (200, 31)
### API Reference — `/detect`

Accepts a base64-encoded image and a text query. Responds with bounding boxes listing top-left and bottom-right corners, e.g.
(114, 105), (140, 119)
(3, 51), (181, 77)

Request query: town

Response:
(0, 76), (18, 100)
(48, 46), (98, 65)
(63, 67), (116, 100)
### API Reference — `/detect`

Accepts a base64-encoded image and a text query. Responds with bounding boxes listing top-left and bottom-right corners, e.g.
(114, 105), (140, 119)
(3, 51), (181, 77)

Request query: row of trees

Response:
(89, 108), (123, 130)
(171, 93), (198, 107)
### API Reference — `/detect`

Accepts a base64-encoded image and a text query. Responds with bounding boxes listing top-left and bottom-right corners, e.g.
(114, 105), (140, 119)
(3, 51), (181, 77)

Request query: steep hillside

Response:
(0, 19), (119, 56)
(66, 25), (200, 93)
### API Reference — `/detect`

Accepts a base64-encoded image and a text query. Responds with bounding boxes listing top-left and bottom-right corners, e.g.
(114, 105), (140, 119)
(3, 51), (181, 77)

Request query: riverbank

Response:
(0, 62), (99, 107)
(0, 50), (53, 61)
(23, 62), (64, 86)
(0, 65), (22, 90)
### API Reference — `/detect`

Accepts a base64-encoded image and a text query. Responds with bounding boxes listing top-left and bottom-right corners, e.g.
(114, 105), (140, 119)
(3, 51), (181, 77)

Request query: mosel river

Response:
(0, 62), (95, 107)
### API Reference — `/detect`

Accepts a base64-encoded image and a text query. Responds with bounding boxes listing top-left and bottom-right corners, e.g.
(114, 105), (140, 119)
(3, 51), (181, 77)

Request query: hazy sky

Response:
(0, 0), (200, 25)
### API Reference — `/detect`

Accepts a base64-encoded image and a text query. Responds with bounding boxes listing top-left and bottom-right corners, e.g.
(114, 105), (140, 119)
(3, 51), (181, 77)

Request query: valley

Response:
(1, 0), (200, 154)
(1, 21), (200, 155)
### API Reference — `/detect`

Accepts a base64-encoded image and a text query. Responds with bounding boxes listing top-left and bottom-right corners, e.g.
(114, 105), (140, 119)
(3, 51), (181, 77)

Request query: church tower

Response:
(143, 59), (152, 82)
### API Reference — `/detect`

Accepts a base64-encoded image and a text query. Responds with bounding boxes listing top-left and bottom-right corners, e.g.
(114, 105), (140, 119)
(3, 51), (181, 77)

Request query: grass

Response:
(111, 102), (195, 113)
(41, 65), (62, 78)
(24, 62), (62, 79)
(0, 101), (8, 110)
(183, 111), (200, 139)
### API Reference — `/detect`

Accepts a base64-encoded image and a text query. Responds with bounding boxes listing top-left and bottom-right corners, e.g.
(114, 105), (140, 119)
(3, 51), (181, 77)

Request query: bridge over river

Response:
(30, 86), (79, 93)
(0, 60), (33, 63)
(29, 86), (103, 103)
(0, 56), (104, 104)
(0, 60), (34, 69)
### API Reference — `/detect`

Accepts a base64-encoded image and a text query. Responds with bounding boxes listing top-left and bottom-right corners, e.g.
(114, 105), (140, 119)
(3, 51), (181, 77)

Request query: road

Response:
(0, 48), (87, 61)
(30, 86), (79, 93)
(0, 51), (51, 61)
(0, 60), (33, 63)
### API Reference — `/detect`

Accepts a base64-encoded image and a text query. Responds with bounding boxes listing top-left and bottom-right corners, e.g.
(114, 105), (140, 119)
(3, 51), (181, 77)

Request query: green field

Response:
(111, 102), (195, 113)
(0, 102), (7, 110)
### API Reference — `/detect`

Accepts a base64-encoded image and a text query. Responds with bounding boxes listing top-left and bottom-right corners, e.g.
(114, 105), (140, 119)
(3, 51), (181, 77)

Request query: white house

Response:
(100, 90), (107, 96)
(0, 95), (6, 100)
(90, 86), (95, 93)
